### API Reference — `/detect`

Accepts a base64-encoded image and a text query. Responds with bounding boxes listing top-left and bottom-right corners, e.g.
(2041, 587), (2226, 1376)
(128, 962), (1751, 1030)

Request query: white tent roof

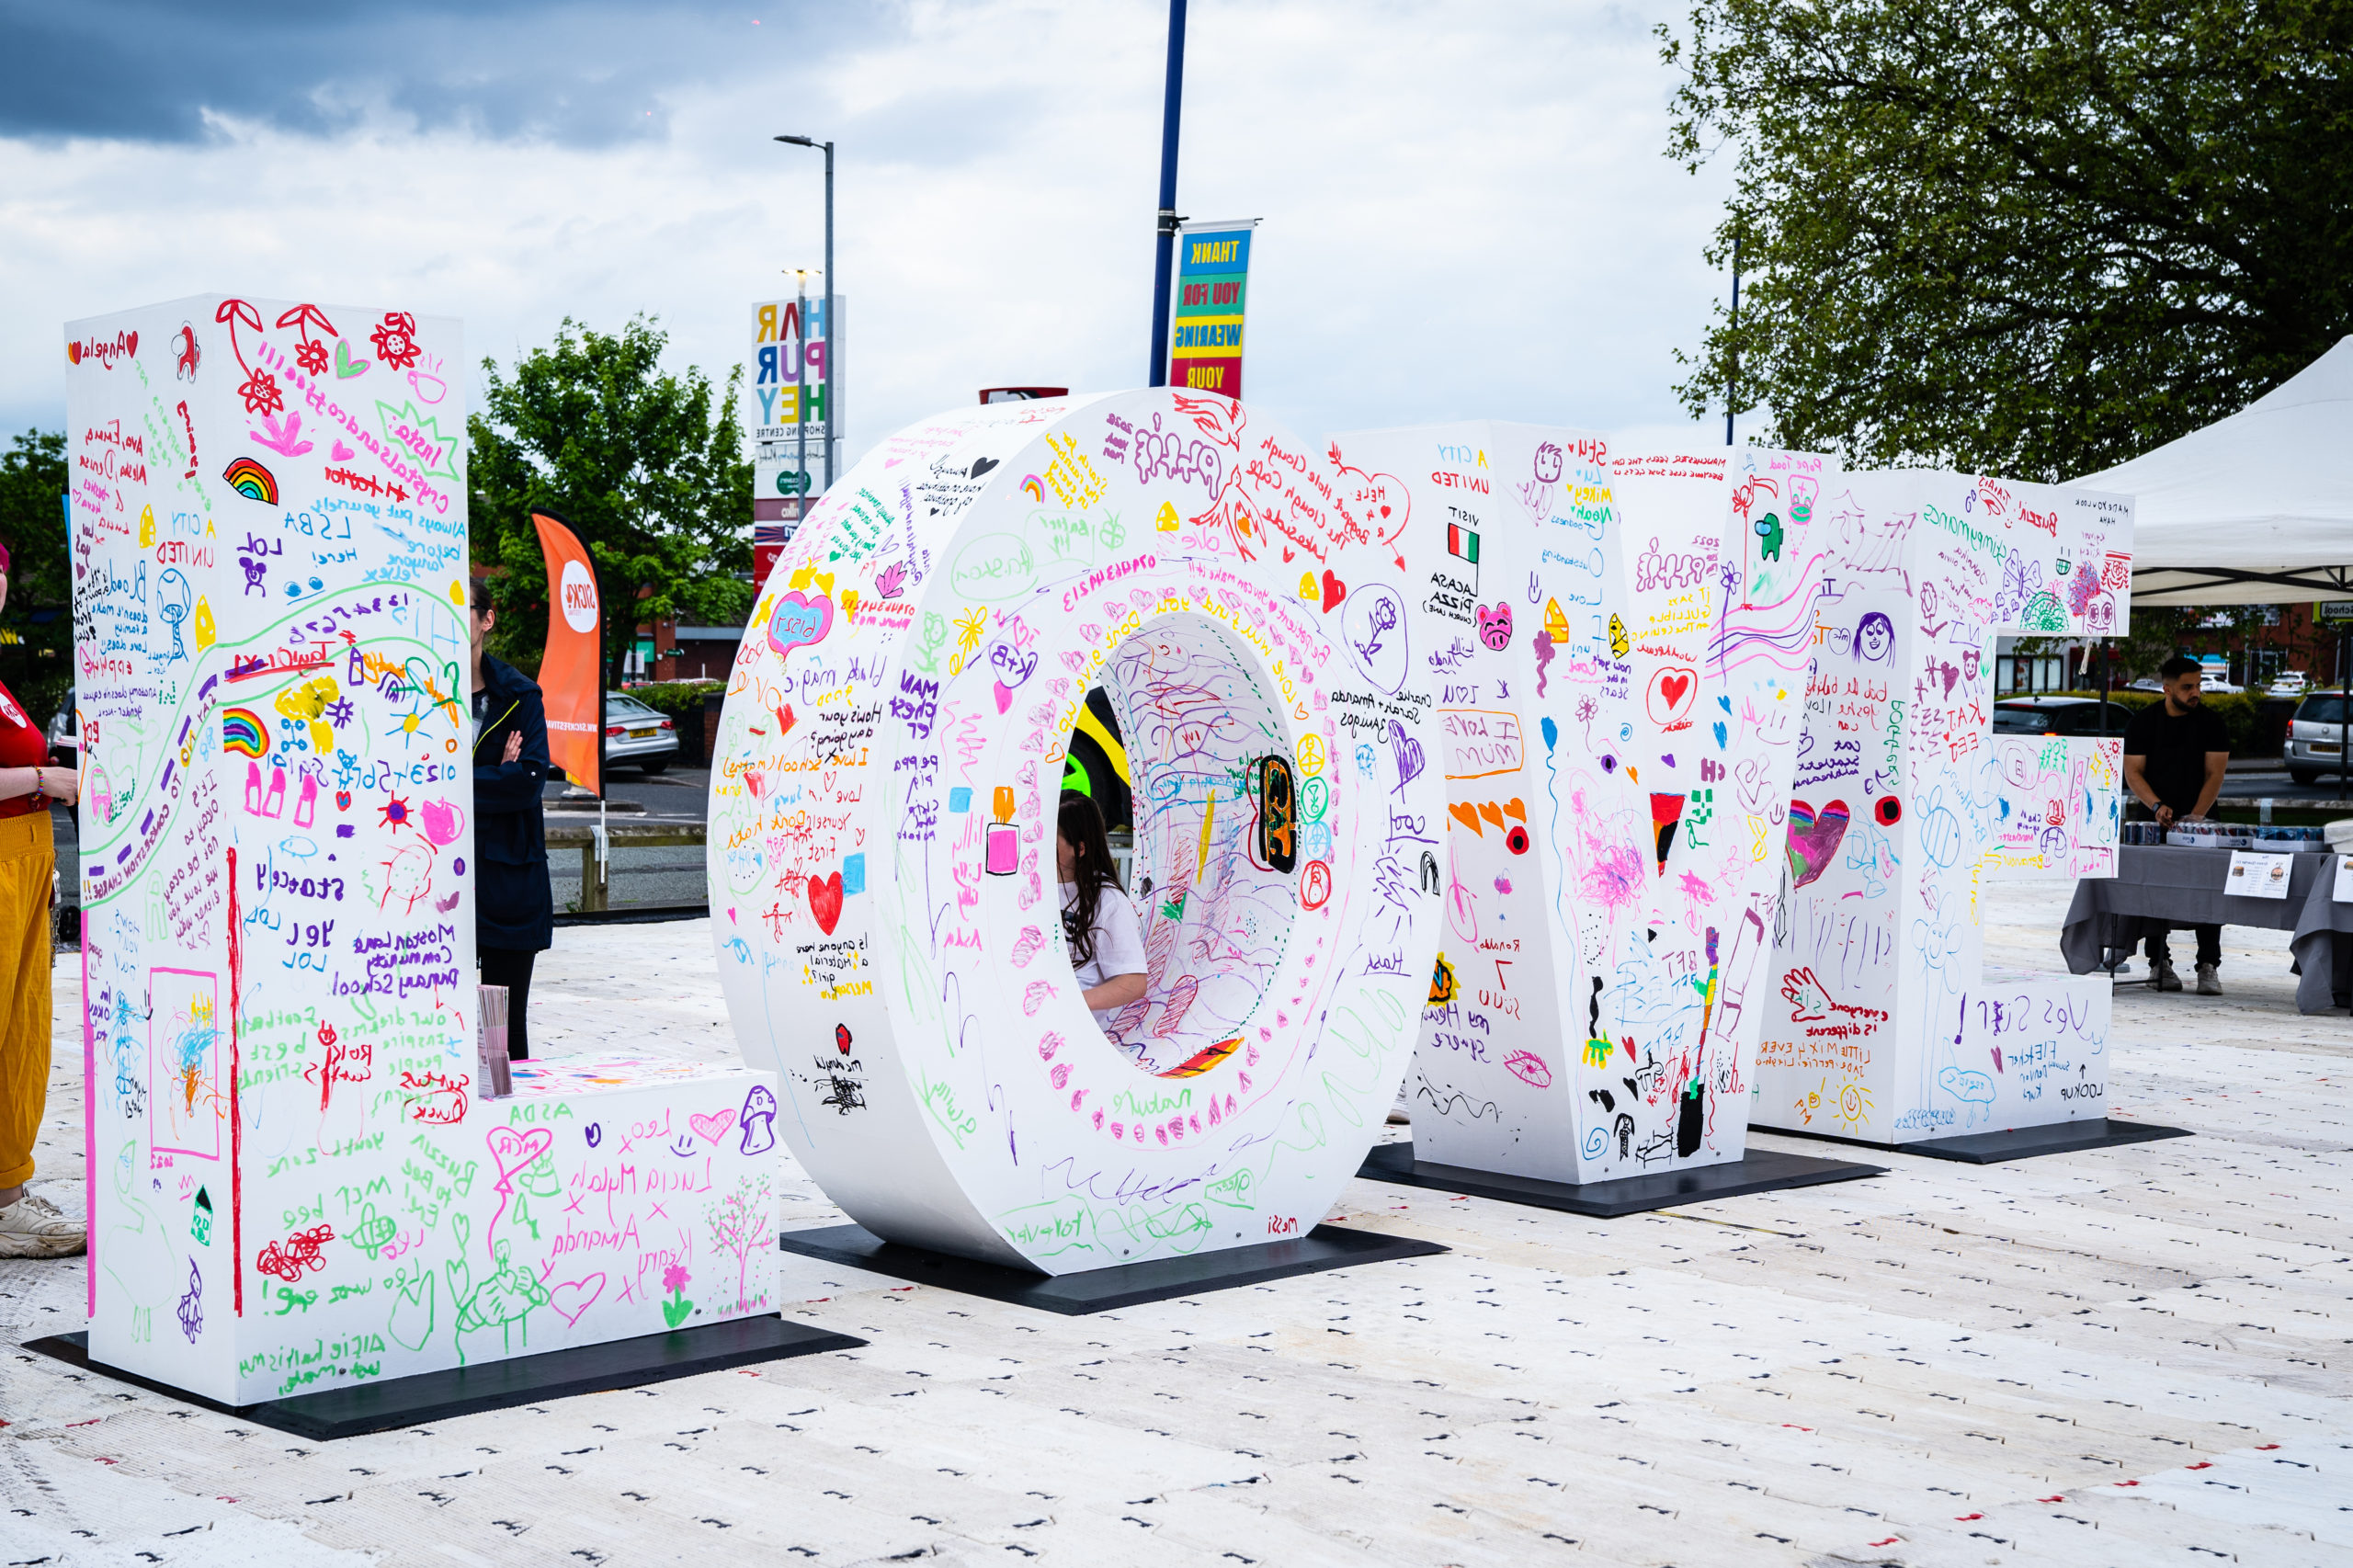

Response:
(2076, 335), (2353, 606)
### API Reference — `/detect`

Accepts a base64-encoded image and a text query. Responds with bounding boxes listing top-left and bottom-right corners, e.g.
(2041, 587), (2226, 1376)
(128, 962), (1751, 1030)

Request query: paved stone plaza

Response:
(4, 882), (2346, 1567)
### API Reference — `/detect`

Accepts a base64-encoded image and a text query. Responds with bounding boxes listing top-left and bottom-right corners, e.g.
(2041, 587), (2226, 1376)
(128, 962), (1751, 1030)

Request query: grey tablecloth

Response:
(2060, 846), (2353, 1013)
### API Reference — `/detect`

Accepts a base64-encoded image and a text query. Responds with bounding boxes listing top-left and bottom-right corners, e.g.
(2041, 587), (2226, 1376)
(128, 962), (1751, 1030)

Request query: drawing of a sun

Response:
(1833, 1080), (1874, 1131)
(380, 792), (411, 830)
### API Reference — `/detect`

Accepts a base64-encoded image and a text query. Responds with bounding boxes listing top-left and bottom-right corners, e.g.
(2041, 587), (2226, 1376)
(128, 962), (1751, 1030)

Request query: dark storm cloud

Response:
(0, 0), (886, 145)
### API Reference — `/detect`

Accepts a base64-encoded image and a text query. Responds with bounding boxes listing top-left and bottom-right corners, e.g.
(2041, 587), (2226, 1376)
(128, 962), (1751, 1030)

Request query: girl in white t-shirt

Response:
(1058, 791), (1148, 1035)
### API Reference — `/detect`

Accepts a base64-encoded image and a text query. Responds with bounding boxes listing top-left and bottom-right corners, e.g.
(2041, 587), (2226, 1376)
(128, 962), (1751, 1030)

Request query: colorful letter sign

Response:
(710, 390), (1452, 1274)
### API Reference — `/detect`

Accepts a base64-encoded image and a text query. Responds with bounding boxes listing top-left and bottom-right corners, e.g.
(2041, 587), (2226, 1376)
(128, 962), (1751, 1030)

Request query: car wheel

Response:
(2289, 768), (2319, 786)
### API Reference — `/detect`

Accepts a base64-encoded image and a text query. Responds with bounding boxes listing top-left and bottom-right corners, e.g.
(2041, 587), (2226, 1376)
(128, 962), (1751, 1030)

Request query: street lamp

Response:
(774, 134), (835, 492)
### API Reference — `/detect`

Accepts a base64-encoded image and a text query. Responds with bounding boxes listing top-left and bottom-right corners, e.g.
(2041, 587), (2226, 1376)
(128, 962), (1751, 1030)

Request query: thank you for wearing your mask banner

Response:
(1168, 220), (1258, 399)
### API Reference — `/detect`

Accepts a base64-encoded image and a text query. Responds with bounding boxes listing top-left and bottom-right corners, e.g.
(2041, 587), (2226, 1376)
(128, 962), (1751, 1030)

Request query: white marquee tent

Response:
(2077, 335), (2353, 607)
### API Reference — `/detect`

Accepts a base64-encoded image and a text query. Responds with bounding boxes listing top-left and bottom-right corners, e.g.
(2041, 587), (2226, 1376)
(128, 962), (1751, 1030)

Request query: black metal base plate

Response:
(777, 1222), (1448, 1314)
(23, 1313), (864, 1440)
(1769, 1116), (2193, 1165)
(1354, 1141), (1884, 1217)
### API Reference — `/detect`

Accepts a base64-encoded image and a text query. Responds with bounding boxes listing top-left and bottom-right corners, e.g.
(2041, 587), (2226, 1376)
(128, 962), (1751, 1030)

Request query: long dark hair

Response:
(1059, 790), (1122, 968)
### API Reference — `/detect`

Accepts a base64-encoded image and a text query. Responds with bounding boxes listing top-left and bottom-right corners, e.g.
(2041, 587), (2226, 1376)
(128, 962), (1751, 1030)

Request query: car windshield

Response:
(2297, 695), (2348, 726)
(608, 695), (657, 719)
(1992, 707), (2052, 733)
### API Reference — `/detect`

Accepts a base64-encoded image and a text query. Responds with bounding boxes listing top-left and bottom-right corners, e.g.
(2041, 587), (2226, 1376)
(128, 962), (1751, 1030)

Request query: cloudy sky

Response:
(0, 0), (1741, 463)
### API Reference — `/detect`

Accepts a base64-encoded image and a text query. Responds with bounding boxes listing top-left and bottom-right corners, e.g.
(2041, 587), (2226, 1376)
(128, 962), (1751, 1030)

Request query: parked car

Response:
(1992, 697), (2135, 736)
(2284, 693), (2352, 785)
(2267, 670), (2311, 698)
(2200, 668), (2244, 694)
(604, 690), (678, 774)
(2125, 676), (2164, 693)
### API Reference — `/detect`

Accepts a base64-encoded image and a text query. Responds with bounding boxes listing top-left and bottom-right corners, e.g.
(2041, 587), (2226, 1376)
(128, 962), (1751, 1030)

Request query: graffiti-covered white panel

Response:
(70, 297), (776, 1406)
(709, 392), (1449, 1273)
(1332, 427), (1837, 1184)
(1989, 735), (2122, 881)
(1756, 472), (2132, 1144)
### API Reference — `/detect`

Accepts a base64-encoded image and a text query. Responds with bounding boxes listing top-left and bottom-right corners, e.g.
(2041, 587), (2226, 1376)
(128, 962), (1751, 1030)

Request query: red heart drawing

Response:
(1320, 569), (1346, 612)
(1661, 672), (1690, 710)
(809, 870), (845, 934)
(124, 331), (137, 358)
(774, 702), (796, 738)
(66, 342), (81, 365)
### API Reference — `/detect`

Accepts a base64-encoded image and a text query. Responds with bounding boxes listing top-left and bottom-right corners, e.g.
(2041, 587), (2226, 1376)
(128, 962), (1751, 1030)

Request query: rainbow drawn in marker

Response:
(222, 457), (278, 504)
(1020, 474), (1045, 503)
(221, 708), (268, 757)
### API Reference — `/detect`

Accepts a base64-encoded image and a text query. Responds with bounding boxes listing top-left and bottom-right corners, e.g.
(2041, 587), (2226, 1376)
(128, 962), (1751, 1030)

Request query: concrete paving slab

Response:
(6, 881), (2349, 1566)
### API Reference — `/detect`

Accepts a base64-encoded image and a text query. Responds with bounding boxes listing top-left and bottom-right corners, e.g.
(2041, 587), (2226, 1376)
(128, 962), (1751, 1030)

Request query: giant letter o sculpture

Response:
(710, 392), (1447, 1272)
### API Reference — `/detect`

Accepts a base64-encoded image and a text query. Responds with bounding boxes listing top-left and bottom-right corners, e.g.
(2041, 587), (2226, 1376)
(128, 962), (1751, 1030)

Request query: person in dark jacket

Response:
(471, 578), (555, 1057)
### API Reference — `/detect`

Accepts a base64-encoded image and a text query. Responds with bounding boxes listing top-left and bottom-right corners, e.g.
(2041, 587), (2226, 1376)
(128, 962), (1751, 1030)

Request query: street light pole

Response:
(775, 135), (836, 491)
(1147, 0), (1189, 387)
(794, 269), (809, 530)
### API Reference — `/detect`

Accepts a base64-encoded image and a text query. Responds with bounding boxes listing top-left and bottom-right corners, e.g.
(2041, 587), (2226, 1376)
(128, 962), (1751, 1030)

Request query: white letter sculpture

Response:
(710, 392), (1449, 1271)
(1754, 472), (2131, 1143)
(1331, 425), (1837, 1182)
(70, 297), (779, 1407)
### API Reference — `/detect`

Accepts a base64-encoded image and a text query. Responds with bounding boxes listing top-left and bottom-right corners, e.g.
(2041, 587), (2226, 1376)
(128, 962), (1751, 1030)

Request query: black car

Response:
(1991, 698), (2133, 736)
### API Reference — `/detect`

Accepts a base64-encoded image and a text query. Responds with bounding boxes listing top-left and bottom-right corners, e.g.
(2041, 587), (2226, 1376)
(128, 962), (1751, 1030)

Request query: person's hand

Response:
(502, 731), (523, 765)
(35, 766), (78, 803)
(2154, 803), (2176, 828)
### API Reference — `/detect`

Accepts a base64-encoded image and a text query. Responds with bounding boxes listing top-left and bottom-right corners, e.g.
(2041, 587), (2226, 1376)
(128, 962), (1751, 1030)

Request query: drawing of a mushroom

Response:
(738, 1082), (779, 1155)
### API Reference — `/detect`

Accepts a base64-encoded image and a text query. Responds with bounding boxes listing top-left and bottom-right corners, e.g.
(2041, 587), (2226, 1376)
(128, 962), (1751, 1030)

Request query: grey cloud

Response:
(0, 0), (892, 145)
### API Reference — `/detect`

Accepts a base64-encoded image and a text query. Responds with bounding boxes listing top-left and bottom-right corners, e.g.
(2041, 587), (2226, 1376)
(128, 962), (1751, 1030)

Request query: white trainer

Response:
(0, 1190), (86, 1258)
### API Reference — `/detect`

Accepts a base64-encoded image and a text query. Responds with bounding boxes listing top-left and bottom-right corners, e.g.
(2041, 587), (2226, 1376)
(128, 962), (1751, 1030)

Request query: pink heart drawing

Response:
(688, 1108), (737, 1145)
(1784, 799), (1851, 889)
(418, 798), (465, 846)
(485, 1124), (553, 1187)
(331, 439), (356, 462)
(551, 1274), (606, 1326)
(994, 680), (1014, 714)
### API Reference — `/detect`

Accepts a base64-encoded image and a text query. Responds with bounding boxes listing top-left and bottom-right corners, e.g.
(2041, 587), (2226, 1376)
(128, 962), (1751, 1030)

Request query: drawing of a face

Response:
(1855, 612), (1894, 663)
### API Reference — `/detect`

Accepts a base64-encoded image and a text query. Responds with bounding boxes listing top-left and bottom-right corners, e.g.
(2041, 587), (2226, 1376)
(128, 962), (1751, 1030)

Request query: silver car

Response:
(605, 691), (679, 774)
(2284, 693), (2352, 786)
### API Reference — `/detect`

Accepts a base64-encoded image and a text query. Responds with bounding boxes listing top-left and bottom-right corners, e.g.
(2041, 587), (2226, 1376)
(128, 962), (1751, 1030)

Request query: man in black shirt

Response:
(2122, 655), (2233, 994)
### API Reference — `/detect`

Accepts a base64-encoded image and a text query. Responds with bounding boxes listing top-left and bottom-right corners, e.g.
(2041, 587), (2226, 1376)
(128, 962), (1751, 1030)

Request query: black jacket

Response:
(472, 653), (555, 952)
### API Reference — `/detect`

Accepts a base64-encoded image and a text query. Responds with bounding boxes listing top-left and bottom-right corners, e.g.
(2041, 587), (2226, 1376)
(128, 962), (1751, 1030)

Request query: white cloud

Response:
(0, 0), (1737, 463)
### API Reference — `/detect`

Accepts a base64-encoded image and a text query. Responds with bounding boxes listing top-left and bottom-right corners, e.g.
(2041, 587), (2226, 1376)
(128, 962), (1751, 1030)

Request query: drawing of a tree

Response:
(706, 1173), (773, 1312)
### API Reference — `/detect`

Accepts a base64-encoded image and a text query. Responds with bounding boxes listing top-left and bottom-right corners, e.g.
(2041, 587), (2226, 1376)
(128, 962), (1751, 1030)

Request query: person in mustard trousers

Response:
(0, 540), (84, 1257)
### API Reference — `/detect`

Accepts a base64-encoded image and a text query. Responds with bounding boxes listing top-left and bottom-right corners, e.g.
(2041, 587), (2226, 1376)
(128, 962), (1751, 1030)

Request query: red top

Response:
(0, 677), (49, 819)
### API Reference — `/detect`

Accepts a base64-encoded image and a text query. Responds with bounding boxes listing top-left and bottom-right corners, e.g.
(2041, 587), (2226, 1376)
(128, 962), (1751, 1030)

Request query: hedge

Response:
(621, 678), (724, 718)
(2044, 688), (2270, 756)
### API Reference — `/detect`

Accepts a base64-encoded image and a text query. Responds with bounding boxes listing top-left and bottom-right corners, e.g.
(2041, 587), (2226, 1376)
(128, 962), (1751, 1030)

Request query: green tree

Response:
(1658, 0), (2353, 481)
(469, 314), (755, 687)
(0, 430), (71, 722)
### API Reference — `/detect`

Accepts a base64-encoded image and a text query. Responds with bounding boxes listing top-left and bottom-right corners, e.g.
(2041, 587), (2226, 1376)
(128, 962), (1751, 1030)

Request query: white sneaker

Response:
(0, 1190), (86, 1258)
(2195, 963), (2223, 996)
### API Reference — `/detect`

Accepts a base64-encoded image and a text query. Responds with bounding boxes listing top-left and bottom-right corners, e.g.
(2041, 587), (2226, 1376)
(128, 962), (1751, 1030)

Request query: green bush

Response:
(2047, 688), (2268, 754)
(622, 679), (723, 718)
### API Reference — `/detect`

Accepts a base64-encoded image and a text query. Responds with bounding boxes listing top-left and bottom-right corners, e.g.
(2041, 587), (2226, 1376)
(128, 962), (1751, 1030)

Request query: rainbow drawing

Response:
(222, 456), (278, 504)
(221, 708), (268, 757)
(1020, 473), (1045, 503)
